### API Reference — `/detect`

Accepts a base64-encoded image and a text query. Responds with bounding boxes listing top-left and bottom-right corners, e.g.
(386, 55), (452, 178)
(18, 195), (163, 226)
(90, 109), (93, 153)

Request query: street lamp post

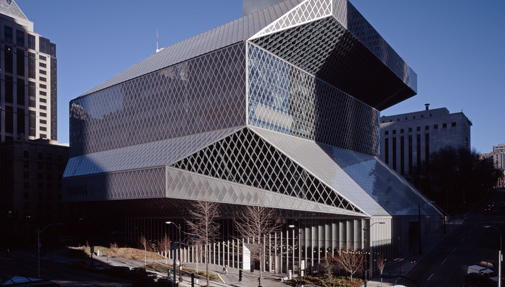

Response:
(363, 221), (385, 287)
(418, 201), (436, 255)
(166, 221), (182, 286)
(36, 223), (62, 278)
(484, 225), (502, 287)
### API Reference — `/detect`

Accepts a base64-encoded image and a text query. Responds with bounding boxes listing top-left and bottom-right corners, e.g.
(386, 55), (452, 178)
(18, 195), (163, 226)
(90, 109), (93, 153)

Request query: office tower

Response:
(0, 0), (57, 142)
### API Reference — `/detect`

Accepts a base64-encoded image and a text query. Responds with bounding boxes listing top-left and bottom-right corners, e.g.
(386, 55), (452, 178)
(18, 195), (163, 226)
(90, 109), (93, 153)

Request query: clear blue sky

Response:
(16, 0), (505, 153)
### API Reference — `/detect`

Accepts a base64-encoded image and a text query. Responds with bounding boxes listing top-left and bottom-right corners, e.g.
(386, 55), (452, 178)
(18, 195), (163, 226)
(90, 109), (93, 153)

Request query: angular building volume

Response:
(63, 0), (441, 276)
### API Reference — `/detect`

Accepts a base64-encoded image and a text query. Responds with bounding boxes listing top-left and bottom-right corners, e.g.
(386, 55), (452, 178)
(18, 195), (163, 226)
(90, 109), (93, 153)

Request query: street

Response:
(397, 189), (505, 286)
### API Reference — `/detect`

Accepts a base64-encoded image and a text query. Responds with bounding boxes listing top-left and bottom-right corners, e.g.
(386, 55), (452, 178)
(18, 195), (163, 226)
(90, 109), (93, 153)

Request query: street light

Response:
(483, 225), (502, 287)
(166, 221), (182, 286)
(36, 222), (62, 278)
(363, 221), (385, 287)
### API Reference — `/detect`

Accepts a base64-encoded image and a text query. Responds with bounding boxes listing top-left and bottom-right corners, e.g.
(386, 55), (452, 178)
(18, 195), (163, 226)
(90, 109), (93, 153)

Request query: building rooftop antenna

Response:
(156, 29), (164, 53)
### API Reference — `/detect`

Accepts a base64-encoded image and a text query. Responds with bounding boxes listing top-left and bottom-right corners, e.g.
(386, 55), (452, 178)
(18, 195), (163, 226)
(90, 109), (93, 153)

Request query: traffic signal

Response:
(239, 269), (243, 281)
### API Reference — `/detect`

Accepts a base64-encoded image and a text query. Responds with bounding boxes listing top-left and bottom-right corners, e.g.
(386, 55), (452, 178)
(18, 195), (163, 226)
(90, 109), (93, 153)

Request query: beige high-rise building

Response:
(0, 0), (57, 142)
(493, 143), (505, 170)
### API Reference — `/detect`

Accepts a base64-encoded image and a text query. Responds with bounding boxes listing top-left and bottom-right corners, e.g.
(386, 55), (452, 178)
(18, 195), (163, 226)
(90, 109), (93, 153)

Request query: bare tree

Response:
(376, 252), (385, 275)
(140, 235), (148, 266)
(334, 247), (364, 280)
(158, 233), (171, 265)
(185, 201), (220, 287)
(234, 205), (281, 287)
(376, 252), (385, 285)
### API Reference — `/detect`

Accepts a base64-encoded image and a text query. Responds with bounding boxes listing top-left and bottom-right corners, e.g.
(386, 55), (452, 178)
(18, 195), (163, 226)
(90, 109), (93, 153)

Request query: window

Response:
(39, 55), (47, 61)
(28, 34), (35, 49)
(443, 123), (447, 128)
(385, 131), (389, 135)
(40, 112), (47, 117)
(5, 46), (13, 73)
(452, 122), (457, 127)
(5, 76), (13, 103)
(40, 119), (47, 124)
(434, 124), (438, 129)
(400, 129), (404, 133)
(39, 84), (47, 89)
(17, 49), (25, 76)
(425, 125), (429, 130)
(417, 127), (421, 132)
(39, 69), (46, 75)
(385, 138), (389, 165)
(40, 105), (47, 110)
(29, 53), (36, 78)
(23, 192), (29, 199)
(40, 127), (47, 131)
(16, 30), (24, 46)
(39, 63), (47, 68)
(393, 130), (396, 135)
(4, 26), (13, 43)
(40, 98), (47, 103)
(17, 78), (25, 105)
(24, 151), (29, 158)
(40, 91), (47, 96)
(408, 128), (412, 132)
(39, 77), (46, 82)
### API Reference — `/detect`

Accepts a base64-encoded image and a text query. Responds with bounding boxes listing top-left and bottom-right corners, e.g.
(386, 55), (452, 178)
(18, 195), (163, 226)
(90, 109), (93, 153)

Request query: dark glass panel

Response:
(16, 30), (24, 46)
(5, 76), (13, 103)
(17, 108), (25, 136)
(17, 78), (25, 105)
(28, 35), (35, 49)
(5, 46), (13, 73)
(4, 26), (13, 43)
(16, 49), (25, 76)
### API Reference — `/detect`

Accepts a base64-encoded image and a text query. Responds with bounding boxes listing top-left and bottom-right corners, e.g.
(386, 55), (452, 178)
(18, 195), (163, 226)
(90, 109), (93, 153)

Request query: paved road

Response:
(397, 189), (505, 286)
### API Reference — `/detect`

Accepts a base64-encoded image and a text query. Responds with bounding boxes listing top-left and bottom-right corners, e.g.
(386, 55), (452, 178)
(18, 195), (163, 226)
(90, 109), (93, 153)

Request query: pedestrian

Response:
(223, 265), (226, 274)
(225, 264), (228, 274)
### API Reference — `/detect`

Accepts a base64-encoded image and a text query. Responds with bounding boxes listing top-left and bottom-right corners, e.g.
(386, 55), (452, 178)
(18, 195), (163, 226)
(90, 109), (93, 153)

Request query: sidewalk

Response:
(14, 216), (464, 287)
(362, 216), (464, 287)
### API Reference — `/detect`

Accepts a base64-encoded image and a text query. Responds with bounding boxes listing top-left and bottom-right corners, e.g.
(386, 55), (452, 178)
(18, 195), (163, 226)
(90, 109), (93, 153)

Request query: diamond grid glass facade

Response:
(69, 43), (246, 157)
(172, 127), (362, 213)
(63, 0), (439, 277)
(248, 43), (380, 156)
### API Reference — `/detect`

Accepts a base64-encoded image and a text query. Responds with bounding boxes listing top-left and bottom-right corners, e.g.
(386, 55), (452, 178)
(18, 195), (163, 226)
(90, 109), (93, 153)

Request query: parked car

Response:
(467, 265), (498, 283)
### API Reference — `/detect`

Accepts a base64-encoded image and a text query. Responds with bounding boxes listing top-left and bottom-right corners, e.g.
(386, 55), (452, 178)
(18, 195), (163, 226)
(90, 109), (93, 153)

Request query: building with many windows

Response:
(0, 0), (57, 142)
(63, 0), (441, 276)
(493, 143), (505, 170)
(380, 105), (472, 176)
(482, 144), (505, 188)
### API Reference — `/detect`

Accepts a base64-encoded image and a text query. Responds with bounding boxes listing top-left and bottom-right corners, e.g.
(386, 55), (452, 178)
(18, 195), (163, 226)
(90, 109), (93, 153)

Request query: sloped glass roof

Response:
(251, 126), (440, 216)
(63, 127), (243, 177)
(82, 0), (303, 96)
